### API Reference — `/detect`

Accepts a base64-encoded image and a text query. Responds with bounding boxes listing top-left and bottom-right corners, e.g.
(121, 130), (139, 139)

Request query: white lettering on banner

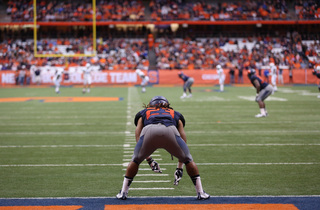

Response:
(69, 72), (82, 83)
(93, 72), (108, 83)
(69, 66), (100, 73)
(42, 73), (54, 83)
(1, 73), (15, 84)
(202, 74), (219, 80)
(109, 72), (137, 83)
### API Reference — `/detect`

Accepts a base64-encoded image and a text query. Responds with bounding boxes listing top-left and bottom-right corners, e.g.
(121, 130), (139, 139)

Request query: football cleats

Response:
(116, 190), (128, 200)
(149, 96), (169, 107)
(197, 191), (210, 200)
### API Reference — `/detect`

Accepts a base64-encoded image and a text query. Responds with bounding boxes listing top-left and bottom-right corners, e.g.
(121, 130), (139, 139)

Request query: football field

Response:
(0, 85), (319, 209)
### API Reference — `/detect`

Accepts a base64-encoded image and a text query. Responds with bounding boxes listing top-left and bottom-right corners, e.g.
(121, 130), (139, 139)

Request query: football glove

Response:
(255, 93), (259, 101)
(147, 157), (162, 173)
(173, 168), (183, 186)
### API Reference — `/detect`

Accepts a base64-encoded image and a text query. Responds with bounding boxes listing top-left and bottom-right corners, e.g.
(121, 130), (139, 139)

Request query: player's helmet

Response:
(149, 96), (169, 107)
(86, 63), (91, 67)
(247, 68), (256, 77)
(216, 65), (222, 69)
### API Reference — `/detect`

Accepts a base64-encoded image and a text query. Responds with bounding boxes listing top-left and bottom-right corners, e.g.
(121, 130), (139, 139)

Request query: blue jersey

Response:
(313, 70), (320, 79)
(249, 74), (268, 89)
(134, 107), (185, 128)
(179, 73), (190, 82)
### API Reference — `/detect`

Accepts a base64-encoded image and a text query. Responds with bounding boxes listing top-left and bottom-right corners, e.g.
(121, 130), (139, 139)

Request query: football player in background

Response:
(136, 69), (149, 93)
(216, 65), (225, 92)
(83, 63), (93, 93)
(312, 65), (320, 98)
(269, 63), (278, 92)
(178, 72), (194, 98)
(116, 96), (210, 200)
(247, 68), (274, 118)
(53, 67), (64, 94)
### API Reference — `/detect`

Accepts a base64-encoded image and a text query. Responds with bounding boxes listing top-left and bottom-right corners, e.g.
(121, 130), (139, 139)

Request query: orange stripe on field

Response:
(104, 204), (298, 210)
(0, 97), (121, 103)
(0, 206), (82, 210)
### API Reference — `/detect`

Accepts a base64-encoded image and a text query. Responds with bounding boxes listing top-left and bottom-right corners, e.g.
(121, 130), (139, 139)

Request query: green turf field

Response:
(0, 85), (319, 198)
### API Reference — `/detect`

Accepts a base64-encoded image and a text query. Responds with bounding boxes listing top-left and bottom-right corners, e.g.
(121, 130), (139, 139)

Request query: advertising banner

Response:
(0, 69), (318, 86)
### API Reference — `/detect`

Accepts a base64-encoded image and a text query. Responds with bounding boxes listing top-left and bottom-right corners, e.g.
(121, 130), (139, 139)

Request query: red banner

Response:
(0, 69), (319, 86)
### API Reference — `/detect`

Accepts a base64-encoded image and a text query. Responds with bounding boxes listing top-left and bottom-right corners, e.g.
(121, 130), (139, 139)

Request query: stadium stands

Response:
(4, 0), (320, 22)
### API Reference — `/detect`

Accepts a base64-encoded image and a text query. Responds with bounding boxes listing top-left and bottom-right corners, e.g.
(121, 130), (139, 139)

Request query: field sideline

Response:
(0, 85), (319, 209)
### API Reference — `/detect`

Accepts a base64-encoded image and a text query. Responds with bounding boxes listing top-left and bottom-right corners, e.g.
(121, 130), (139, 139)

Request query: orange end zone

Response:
(104, 204), (299, 210)
(0, 97), (123, 103)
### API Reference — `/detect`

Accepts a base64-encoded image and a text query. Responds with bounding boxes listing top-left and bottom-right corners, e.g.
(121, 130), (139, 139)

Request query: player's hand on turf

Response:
(147, 158), (162, 173)
(173, 168), (183, 186)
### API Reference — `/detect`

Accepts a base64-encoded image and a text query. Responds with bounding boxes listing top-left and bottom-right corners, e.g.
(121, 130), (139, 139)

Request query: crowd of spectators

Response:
(1, 31), (319, 74)
(155, 31), (320, 72)
(6, 0), (145, 22)
(295, 0), (320, 19)
(149, 0), (289, 21)
(4, 0), (320, 22)
(0, 37), (149, 71)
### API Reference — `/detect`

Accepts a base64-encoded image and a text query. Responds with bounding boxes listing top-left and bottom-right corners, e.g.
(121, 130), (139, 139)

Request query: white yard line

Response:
(1, 162), (318, 167)
(1, 143), (318, 148)
(1, 130), (319, 136)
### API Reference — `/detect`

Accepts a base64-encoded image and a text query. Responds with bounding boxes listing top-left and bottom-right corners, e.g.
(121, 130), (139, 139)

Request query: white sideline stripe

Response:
(0, 116), (127, 120)
(195, 162), (320, 165)
(1, 120), (316, 126)
(1, 195), (319, 199)
(188, 121), (297, 124)
(1, 143), (319, 148)
(130, 188), (174, 190)
(0, 122), (126, 126)
(0, 132), (126, 135)
(2, 162), (318, 167)
(187, 143), (320, 147)
(188, 130), (320, 134)
(0, 145), (125, 148)
(1, 130), (319, 135)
